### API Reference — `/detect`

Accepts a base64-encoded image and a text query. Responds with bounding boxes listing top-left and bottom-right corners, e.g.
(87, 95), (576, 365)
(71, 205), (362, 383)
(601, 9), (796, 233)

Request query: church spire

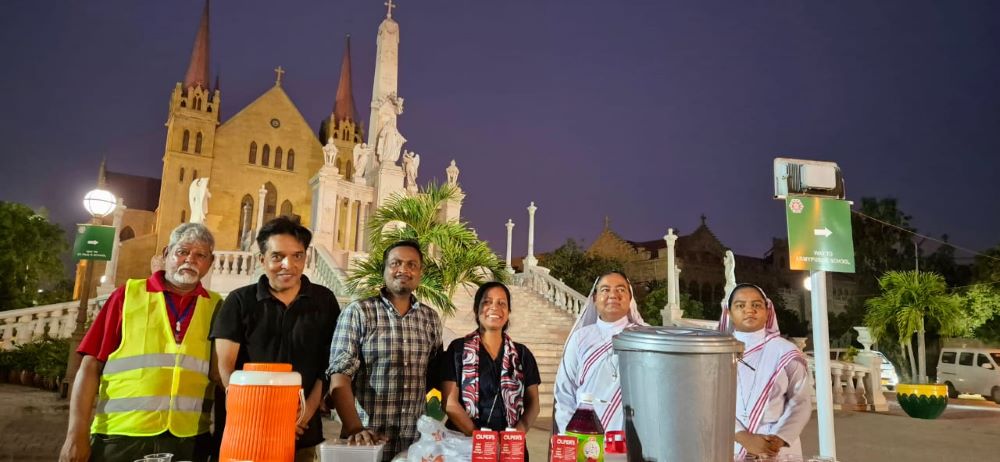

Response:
(183, 0), (211, 90)
(332, 35), (358, 124)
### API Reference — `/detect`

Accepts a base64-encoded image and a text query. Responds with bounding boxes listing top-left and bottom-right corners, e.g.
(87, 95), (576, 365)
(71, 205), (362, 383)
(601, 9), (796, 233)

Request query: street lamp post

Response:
(62, 188), (117, 398)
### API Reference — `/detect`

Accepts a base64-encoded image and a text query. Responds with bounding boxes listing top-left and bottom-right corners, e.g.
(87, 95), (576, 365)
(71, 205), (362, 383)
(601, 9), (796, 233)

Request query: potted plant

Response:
(864, 271), (964, 419)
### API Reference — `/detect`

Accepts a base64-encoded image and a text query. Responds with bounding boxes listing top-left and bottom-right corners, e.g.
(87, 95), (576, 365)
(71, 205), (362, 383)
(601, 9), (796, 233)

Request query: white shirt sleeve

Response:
(554, 331), (581, 433)
(771, 359), (812, 445)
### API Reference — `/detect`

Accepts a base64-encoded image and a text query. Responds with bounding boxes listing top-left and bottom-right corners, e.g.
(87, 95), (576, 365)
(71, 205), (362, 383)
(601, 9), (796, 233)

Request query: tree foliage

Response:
(852, 197), (917, 292)
(345, 183), (508, 316)
(0, 202), (69, 310)
(538, 239), (623, 295)
(864, 271), (964, 382)
(637, 281), (705, 326)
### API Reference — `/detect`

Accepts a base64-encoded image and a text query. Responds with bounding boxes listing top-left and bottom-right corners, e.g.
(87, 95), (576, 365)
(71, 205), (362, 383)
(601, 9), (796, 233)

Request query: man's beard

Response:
(166, 266), (200, 286)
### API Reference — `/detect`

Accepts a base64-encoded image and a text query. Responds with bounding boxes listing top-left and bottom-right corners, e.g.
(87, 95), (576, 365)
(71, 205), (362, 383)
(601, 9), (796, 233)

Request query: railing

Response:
(307, 245), (352, 299)
(208, 250), (258, 295)
(513, 266), (588, 317)
(0, 296), (108, 350)
(805, 357), (886, 412)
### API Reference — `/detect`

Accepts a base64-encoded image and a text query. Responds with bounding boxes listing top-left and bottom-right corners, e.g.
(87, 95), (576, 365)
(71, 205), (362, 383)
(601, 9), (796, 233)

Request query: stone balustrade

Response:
(513, 266), (587, 317)
(308, 245), (351, 299)
(0, 296), (107, 350)
(805, 356), (884, 412)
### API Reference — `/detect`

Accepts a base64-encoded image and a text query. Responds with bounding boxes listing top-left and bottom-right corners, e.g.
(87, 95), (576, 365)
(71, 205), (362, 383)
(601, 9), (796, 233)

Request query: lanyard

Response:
(164, 293), (197, 334)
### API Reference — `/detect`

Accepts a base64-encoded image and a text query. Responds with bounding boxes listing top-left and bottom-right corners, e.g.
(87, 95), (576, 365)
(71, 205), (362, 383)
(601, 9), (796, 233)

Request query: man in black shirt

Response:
(210, 217), (340, 461)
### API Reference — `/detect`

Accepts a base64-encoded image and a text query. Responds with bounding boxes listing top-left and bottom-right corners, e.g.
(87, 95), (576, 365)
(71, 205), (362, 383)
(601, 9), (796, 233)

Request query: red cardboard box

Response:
(550, 435), (577, 462)
(500, 429), (525, 462)
(472, 430), (499, 462)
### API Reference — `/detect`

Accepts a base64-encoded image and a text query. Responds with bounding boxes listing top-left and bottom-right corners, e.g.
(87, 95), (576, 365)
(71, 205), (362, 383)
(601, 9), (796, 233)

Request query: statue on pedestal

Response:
(376, 121), (405, 165)
(353, 143), (372, 182)
(402, 150), (420, 192)
(188, 177), (210, 223)
(446, 160), (460, 187)
(323, 137), (339, 173)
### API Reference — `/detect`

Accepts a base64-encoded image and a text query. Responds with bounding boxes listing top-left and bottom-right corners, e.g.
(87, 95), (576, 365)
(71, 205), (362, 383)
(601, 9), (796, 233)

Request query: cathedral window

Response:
(193, 169), (198, 179)
(275, 147), (283, 169)
(181, 209), (186, 222)
(262, 144), (270, 166)
(182, 130), (190, 152)
(194, 97), (202, 111)
(249, 142), (257, 164)
(179, 167), (185, 183)
(195, 132), (203, 154)
(238, 195), (254, 247)
(280, 200), (293, 217)
(287, 150), (295, 171)
(263, 182), (277, 223)
(119, 226), (135, 242)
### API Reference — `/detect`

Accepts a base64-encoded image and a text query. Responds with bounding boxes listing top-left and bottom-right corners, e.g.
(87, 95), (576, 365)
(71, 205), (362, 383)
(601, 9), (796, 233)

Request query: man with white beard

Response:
(60, 223), (221, 462)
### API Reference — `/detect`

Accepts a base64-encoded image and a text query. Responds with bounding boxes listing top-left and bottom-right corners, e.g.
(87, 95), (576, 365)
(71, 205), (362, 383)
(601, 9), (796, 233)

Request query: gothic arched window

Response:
(238, 195), (254, 247)
(179, 167), (185, 183)
(287, 150), (295, 171)
(262, 144), (270, 167)
(182, 130), (190, 152)
(280, 200), (293, 217)
(249, 142), (257, 164)
(119, 226), (135, 242)
(263, 182), (277, 223)
(195, 132), (203, 154)
(274, 147), (283, 169)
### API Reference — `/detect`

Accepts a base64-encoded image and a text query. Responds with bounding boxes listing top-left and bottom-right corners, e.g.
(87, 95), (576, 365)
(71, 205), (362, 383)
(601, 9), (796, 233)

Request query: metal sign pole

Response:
(809, 269), (837, 458)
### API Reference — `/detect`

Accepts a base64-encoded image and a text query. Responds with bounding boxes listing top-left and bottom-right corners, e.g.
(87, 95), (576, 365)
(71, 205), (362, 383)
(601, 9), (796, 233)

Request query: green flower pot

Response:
(896, 384), (948, 420)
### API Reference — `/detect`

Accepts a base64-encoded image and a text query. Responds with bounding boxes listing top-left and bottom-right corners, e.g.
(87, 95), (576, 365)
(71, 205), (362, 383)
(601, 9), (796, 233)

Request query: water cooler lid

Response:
(612, 326), (744, 354)
(230, 368), (302, 386)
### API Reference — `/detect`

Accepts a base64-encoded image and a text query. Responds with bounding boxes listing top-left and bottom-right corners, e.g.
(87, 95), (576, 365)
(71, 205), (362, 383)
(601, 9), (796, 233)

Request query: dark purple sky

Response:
(3, 0), (999, 260)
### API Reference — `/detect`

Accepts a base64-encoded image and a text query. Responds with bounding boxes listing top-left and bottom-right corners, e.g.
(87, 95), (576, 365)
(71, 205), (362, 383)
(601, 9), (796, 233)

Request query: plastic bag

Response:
(403, 415), (472, 462)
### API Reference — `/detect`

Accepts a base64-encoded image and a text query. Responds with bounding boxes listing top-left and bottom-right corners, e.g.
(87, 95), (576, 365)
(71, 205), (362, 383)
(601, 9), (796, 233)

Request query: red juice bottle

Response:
(564, 393), (605, 462)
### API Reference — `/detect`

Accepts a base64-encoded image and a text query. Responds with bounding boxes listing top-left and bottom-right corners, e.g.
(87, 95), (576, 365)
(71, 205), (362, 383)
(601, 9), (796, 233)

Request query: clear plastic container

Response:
(318, 440), (386, 462)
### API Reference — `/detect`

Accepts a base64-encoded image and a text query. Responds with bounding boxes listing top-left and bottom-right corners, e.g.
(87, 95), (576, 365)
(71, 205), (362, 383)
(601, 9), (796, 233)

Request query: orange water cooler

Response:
(219, 363), (305, 462)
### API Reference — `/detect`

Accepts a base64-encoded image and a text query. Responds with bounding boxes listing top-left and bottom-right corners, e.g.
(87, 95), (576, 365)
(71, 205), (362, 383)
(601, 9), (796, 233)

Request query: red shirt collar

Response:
(147, 270), (210, 298)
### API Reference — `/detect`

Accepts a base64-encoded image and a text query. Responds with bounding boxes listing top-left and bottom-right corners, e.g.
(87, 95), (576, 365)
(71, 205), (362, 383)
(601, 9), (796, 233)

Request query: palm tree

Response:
(864, 271), (964, 383)
(345, 182), (508, 316)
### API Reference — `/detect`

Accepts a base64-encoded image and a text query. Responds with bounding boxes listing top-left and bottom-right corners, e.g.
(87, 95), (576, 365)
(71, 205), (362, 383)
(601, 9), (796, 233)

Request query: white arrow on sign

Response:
(87, 240), (99, 245)
(813, 228), (832, 238)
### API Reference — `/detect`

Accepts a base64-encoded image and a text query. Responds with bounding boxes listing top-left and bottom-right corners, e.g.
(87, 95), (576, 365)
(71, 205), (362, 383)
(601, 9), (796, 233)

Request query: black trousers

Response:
(89, 431), (211, 462)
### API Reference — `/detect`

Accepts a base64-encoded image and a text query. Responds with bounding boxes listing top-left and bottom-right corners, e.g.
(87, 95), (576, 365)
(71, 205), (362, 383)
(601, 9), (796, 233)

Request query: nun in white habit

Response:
(553, 271), (647, 433)
(719, 283), (812, 459)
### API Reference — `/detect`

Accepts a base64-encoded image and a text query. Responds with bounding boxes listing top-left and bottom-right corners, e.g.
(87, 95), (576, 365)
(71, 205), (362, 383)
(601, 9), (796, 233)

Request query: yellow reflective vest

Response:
(91, 278), (220, 437)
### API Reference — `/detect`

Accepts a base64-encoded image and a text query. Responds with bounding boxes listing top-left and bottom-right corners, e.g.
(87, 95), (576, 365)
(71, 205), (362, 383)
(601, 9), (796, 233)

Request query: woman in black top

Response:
(440, 282), (541, 435)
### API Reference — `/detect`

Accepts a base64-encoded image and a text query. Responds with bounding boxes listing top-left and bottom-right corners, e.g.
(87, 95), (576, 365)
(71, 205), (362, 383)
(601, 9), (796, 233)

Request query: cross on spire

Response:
(274, 66), (285, 86)
(385, 0), (396, 18)
(604, 215), (611, 230)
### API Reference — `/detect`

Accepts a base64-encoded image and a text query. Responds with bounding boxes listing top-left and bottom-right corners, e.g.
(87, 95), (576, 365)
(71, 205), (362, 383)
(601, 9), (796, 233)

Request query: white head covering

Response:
(718, 283), (780, 335)
(567, 271), (647, 338)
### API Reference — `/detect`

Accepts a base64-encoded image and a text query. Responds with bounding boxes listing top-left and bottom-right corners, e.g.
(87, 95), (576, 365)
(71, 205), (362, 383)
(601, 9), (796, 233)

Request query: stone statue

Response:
(723, 250), (736, 303)
(376, 121), (406, 164)
(323, 137), (339, 173)
(446, 159), (460, 187)
(353, 142), (372, 181)
(402, 150), (420, 191)
(188, 177), (210, 223)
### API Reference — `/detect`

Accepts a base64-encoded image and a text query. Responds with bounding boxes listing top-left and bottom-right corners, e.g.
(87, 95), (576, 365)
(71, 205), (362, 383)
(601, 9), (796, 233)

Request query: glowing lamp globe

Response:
(83, 189), (117, 218)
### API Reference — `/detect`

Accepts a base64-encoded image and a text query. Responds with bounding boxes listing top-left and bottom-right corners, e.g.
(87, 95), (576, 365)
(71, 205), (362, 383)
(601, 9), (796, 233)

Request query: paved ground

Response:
(2, 383), (998, 461)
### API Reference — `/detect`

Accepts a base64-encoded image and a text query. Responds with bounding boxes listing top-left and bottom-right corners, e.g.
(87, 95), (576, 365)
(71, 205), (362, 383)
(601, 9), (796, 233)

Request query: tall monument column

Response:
(505, 219), (515, 273)
(525, 202), (538, 267)
(255, 184), (267, 238)
(662, 228), (684, 325)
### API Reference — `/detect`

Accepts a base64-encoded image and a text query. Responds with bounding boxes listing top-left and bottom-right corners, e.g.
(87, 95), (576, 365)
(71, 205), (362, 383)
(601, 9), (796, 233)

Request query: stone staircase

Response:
(442, 284), (578, 418)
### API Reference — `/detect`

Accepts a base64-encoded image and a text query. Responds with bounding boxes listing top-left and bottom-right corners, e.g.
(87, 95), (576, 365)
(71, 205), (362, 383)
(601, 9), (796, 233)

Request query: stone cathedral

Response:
(92, 1), (463, 288)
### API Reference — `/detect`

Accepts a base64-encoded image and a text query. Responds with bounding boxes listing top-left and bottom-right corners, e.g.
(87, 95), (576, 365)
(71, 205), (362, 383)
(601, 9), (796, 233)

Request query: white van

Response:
(936, 347), (1000, 403)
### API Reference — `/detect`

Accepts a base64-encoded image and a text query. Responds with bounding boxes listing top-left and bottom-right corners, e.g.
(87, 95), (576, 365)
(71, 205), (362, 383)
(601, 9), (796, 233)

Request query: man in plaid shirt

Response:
(327, 240), (443, 460)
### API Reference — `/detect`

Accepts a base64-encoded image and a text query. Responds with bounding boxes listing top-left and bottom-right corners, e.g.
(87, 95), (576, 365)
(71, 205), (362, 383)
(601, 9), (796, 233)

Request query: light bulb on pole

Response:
(64, 188), (117, 398)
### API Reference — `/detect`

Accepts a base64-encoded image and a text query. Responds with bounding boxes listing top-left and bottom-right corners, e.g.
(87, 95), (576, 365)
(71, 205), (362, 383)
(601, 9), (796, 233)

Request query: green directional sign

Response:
(785, 195), (855, 273)
(73, 224), (115, 261)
